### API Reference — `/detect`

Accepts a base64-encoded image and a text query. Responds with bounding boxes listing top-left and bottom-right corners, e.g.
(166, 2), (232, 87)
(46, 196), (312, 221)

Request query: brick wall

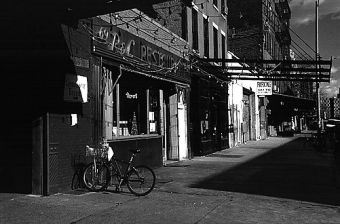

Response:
(153, 0), (186, 39)
(47, 20), (94, 193)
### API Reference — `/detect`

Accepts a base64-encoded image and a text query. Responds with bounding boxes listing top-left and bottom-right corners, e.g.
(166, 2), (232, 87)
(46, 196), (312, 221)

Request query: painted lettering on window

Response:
(126, 92), (138, 99)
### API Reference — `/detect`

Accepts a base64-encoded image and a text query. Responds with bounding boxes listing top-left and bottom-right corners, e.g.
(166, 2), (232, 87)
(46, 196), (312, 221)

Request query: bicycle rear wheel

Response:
(127, 165), (156, 196)
(83, 162), (110, 192)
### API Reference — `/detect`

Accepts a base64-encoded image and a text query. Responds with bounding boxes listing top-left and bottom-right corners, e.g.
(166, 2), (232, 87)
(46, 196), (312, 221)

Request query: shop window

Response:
(102, 66), (161, 139)
(201, 108), (210, 140)
(148, 89), (160, 134)
(118, 85), (147, 136)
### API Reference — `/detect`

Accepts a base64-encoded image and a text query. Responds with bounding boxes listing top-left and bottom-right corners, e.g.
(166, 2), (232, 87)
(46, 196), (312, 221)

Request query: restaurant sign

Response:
(92, 17), (179, 69)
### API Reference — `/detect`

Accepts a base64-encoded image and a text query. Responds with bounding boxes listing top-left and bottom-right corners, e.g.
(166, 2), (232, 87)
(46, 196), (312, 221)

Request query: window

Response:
(118, 84), (147, 136)
(201, 108), (210, 140)
(203, 16), (209, 57)
(181, 7), (188, 41)
(213, 26), (218, 59)
(148, 89), (160, 134)
(221, 33), (226, 65)
(102, 66), (161, 139)
(200, 80), (211, 140)
(192, 9), (198, 51)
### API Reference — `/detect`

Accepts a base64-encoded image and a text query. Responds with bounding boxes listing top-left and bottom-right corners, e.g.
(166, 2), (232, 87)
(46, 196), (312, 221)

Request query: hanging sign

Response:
(256, 81), (272, 96)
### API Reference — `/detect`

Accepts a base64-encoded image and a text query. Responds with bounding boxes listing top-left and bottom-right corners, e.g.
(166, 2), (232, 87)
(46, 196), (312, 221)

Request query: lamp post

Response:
(315, 0), (321, 131)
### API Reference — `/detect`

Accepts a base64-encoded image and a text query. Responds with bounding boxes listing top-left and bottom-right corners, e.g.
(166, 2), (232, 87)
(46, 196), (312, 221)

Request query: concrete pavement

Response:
(1, 136), (340, 223)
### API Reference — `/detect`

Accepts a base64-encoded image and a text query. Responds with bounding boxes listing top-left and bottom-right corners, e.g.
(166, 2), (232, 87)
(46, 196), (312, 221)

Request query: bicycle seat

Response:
(130, 149), (141, 154)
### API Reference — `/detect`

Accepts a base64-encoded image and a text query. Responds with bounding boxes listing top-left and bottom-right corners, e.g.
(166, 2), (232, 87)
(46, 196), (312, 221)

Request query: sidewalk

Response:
(157, 136), (340, 203)
(1, 137), (340, 224)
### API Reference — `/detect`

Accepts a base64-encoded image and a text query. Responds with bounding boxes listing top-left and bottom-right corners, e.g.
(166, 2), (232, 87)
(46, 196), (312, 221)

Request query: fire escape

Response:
(197, 0), (331, 83)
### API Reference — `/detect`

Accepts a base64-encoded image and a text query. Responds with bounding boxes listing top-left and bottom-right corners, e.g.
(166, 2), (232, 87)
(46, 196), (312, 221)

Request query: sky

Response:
(289, 0), (340, 97)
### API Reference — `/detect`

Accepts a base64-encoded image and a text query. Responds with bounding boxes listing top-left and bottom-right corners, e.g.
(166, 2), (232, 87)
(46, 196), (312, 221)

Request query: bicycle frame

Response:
(108, 152), (137, 187)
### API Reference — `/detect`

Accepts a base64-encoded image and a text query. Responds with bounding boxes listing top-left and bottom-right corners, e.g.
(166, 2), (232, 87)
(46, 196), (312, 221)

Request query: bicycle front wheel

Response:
(127, 165), (156, 196)
(83, 162), (110, 192)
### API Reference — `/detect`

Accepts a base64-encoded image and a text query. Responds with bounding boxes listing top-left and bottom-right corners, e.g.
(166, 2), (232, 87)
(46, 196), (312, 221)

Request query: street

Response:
(1, 136), (340, 223)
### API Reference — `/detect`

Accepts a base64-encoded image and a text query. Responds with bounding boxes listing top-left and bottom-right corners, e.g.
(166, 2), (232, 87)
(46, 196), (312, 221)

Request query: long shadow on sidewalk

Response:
(190, 138), (340, 206)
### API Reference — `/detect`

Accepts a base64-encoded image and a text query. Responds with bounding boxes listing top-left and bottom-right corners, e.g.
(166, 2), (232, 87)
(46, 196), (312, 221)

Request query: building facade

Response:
(227, 0), (315, 136)
(151, 0), (230, 155)
(89, 10), (191, 165)
(2, 8), (191, 195)
(227, 52), (261, 147)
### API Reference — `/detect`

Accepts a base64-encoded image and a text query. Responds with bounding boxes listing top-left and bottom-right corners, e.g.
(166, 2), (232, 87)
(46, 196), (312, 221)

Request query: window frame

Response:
(192, 8), (199, 51)
(203, 14), (209, 58)
(221, 31), (226, 66)
(102, 66), (162, 140)
(213, 24), (219, 60)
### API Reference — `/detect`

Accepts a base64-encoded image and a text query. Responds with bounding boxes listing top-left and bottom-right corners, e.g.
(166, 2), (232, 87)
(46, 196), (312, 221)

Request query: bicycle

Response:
(83, 140), (156, 196)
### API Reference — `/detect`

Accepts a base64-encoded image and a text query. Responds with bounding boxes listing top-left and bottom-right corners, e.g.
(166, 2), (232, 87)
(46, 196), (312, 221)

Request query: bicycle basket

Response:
(85, 145), (109, 160)
(97, 147), (108, 159)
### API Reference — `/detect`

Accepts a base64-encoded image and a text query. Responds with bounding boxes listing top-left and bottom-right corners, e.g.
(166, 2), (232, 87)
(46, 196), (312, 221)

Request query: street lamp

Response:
(315, 0), (321, 131)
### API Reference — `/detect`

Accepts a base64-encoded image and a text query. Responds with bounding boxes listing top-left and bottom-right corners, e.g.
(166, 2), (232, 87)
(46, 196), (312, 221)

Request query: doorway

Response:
(165, 92), (188, 162)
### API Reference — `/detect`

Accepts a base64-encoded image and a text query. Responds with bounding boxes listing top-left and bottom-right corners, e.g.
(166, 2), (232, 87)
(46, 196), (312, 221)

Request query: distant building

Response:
(227, 0), (315, 135)
(150, 0), (230, 155)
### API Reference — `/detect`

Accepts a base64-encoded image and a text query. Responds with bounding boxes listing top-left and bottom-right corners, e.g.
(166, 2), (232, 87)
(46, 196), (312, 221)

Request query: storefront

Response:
(191, 76), (229, 156)
(90, 12), (191, 166)
(29, 10), (190, 195)
(227, 80), (259, 147)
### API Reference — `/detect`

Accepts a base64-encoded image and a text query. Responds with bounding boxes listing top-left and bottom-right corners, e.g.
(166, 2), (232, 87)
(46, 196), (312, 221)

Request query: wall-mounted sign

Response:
(256, 81), (272, 96)
(92, 17), (180, 69)
(71, 56), (89, 69)
(64, 74), (88, 103)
